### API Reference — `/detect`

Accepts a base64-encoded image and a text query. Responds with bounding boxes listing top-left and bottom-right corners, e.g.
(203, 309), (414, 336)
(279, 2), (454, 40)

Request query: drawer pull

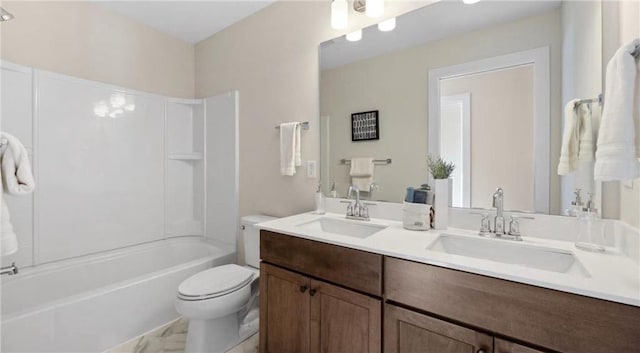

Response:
(309, 288), (317, 296)
(300, 285), (308, 293)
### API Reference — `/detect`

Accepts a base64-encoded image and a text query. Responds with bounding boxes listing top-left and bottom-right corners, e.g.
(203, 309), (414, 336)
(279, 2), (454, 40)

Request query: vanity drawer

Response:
(260, 230), (383, 296)
(385, 257), (640, 353)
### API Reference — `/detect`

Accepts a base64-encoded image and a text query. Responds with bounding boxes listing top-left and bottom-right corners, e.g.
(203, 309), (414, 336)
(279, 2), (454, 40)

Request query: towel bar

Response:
(275, 121), (309, 130)
(574, 93), (603, 108)
(340, 158), (392, 165)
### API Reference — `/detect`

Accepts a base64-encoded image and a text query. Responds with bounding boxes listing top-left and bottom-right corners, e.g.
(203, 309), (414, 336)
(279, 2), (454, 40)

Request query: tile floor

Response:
(106, 318), (258, 353)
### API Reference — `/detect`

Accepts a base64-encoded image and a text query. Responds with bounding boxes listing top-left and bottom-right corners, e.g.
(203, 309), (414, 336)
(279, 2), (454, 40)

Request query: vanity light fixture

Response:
(346, 29), (363, 42)
(331, 0), (386, 31)
(378, 17), (396, 32)
(365, 0), (384, 18)
(331, 0), (348, 29)
(463, 0), (481, 4)
(0, 7), (14, 22)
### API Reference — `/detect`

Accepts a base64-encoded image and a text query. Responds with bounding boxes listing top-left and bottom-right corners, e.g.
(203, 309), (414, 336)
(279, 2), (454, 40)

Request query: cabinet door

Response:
(495, 338), (550, 353)
(260, 263), (311, 353)
(384, 304), (492, 353)
(310, 279), (381, 353)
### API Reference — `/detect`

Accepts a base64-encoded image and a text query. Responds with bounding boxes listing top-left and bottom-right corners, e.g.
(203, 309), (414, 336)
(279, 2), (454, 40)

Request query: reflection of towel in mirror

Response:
(578, 104), (600, 163)
(279, 122), (301, 176)
(558, 100), (581, 175)
(350, 157), (374, 191)
(595, 38), (640, 181)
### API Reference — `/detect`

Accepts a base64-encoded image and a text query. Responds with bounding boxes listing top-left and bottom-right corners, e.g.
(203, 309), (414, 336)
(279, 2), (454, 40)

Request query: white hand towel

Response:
(279, 122), (301, 176)
(558, 99), (581, 175)
(1, 132), (35, 195)
(578, 104), (600, 162)
(594, 38), (640, 181)
(349, 157), (374, 191)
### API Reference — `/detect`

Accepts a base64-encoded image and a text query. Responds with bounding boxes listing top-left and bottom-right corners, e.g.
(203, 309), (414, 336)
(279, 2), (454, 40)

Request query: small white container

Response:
(433, 178), (450, 229)
(314, 191), (326, 215)
(403, 202), (431, 231)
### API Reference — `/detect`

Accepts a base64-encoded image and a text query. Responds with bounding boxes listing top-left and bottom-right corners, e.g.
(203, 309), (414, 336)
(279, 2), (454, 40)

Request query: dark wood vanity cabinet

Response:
(259, 231), (640, 353)
(385, 304), (548, 353)
(259, 263), (311, 353)
(384, 303), (493, 353)
(385, 256), (640, 353)
(259, 231), (383, 353)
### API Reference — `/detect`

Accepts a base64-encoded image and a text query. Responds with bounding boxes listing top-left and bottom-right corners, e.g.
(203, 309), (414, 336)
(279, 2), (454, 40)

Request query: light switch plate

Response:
(306, 160), (317, 178)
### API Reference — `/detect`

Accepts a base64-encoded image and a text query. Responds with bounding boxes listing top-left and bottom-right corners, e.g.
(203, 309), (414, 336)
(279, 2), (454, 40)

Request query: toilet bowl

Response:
(175, 215), (276, 353)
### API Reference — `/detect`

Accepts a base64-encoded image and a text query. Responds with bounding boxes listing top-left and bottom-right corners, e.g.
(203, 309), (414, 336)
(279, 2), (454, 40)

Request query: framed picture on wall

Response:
(351, 110), (379, 141)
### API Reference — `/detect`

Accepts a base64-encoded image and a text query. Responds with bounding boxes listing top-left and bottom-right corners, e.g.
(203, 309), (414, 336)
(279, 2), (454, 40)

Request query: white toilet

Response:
(175, 215), (276, 353)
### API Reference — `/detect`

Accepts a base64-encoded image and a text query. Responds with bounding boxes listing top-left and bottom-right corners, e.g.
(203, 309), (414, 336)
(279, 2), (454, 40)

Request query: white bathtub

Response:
(1, 237), (235, 353)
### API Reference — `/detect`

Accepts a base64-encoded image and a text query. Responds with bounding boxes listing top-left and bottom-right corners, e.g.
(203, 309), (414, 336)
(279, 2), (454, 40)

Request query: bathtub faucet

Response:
(1, 262), (18, 276)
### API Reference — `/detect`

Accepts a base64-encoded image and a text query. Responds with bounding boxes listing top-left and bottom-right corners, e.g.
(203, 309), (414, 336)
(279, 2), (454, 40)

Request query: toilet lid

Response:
(178, 264), (254, 299)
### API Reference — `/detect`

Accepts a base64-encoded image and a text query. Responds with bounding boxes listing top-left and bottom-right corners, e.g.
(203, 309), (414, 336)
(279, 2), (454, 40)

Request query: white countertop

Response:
(257, 212), (640, 307)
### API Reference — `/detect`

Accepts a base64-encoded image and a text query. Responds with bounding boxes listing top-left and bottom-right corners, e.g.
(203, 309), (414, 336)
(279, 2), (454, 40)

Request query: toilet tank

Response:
(242, 215), (277, 268)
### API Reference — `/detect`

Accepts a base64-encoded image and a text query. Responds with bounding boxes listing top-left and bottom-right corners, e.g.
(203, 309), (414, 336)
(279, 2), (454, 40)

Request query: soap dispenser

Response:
(575, 193), (605, 252)
(314, 183), (326, 215)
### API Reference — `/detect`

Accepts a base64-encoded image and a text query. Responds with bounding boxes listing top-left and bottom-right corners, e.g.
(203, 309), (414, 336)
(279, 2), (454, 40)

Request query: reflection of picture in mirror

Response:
(351, 110), (379, 141)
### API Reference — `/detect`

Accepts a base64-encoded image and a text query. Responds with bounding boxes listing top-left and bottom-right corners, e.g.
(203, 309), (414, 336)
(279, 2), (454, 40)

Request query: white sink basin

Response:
(428, 234), (589, 277)
(297, 217), (387, 238)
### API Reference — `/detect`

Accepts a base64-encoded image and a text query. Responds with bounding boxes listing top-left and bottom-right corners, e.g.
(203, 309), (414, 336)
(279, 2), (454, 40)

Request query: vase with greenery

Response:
(427, 155), (455, 229)
(427, 155), (455, 180)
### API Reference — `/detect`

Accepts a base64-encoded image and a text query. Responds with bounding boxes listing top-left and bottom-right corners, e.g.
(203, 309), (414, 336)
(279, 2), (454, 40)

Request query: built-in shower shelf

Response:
(168, 153), (203, 160)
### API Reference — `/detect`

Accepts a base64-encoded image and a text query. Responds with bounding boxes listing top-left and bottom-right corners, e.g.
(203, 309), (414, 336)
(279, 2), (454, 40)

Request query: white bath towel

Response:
(578, 103), (600, 162)
(594, 38), (640, 181)
(1, 199), (18, 256)
(558, 99), (581, 175)
(279, 122), (301, 176)
(1, 132), (35, 195)
(0, 148), (17, 255)
(349, 157), (374, 191)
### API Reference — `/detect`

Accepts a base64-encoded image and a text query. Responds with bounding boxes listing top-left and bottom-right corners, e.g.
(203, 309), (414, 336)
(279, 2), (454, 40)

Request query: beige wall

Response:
(0, 1), (195, 98)
(195, 1), (428, 219)
(441, 66), (534, 211)
(320, 9), (563, 213)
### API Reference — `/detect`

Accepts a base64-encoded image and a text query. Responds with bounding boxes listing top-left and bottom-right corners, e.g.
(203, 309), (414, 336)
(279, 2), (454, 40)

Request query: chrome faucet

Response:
(343, 185), (370, 221)
(1, 262), (18, 276)
(492, 187), (505, 234)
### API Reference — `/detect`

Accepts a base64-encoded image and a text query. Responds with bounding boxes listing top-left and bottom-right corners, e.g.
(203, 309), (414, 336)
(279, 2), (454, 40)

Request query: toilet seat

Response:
(178, 264), (254, 301)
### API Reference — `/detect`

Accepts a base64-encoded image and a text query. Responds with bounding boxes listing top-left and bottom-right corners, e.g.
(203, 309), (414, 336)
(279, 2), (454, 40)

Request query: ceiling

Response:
(320, 0), (562, 70)
(97, 1), (276, 43)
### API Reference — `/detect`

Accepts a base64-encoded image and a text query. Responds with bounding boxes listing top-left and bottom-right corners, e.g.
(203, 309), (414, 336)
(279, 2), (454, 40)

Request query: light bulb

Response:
(378, 17), (396, 32)
(346, 29), (362, 42)
(463, 0), (481, 4)
(331, 0), (348, 30)
(366, 0), (384, 18)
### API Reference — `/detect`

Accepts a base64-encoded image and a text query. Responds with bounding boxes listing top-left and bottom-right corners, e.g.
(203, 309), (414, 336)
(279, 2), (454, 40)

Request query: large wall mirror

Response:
(319, 0), (602, 216)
